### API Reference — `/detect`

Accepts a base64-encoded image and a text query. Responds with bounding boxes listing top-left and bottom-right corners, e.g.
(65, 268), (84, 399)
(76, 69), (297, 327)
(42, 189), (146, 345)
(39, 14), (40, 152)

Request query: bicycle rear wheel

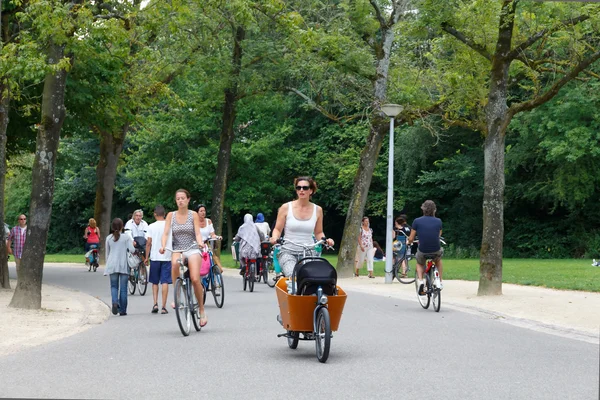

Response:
(315, 307), (331, 363)
(398, 257), (416, 284)
(212, 267), (225, 308)
(248, 262), (255, 292)
(128, 272), (136, 295)
(174, 278), (191, 336)
(415, 271), (430, 309)
(265, 259), (276, 288)
(432, 287), (441, 312)
(242, 262), (247, 291)
(137, 264), (148, 295)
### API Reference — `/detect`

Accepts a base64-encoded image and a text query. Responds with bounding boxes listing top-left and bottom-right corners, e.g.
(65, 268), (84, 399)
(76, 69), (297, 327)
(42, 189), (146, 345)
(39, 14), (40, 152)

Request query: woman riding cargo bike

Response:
(270, 176), (346, 363)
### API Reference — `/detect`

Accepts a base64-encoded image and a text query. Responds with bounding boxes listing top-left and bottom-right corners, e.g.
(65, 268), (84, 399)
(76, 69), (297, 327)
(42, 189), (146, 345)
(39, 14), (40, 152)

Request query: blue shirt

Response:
(412, 216), (442, 253)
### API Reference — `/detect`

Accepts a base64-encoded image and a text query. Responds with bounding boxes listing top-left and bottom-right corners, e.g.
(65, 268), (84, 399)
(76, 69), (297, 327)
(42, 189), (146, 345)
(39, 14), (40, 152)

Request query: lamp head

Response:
(381, 104), (404, 118)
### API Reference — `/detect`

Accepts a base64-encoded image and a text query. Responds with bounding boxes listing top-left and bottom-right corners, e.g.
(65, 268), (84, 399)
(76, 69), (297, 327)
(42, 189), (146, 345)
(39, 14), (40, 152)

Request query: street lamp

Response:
(381, 104), (403, 284)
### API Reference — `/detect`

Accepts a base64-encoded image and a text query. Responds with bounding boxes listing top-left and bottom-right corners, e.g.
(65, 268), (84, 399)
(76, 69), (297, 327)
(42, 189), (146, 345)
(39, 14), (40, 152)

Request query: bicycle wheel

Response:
(137, 264), (148, 296)
(88, 261), (91, 272)
(128, 272), (136, 295)
(415, 271), (430, 309)
(190, 285), (201, 332)
(265, 260), (276, 288)
(174, 278), (191, 336)
(432, 287), (441, 312)
(248, 262), (255, 292)
(212, 267), (225, 308)
(398, 257), (416, 284)
(315, 307), (331, 363)
(287, 331), (299, 349)
(242, 262), (247, 291)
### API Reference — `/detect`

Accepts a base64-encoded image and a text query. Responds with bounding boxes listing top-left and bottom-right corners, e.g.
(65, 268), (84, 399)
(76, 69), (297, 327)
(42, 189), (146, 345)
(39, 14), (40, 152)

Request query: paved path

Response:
(0, 264), (598, 400)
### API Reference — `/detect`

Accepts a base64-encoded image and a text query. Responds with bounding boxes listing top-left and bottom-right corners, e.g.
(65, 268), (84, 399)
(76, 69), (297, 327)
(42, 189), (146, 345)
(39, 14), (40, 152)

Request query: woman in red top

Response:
(84, 218), (101, 252)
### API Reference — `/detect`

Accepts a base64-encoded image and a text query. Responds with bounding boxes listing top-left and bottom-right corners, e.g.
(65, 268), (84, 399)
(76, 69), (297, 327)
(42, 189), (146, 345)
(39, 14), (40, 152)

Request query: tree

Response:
(419, 0), (600, 294)
(0, 0), (46, 289)
(9, 0), (89, 308)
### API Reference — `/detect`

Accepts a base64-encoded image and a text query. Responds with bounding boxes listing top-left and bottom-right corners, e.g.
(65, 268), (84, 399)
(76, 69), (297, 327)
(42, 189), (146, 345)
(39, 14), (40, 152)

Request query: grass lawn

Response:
(45, 252), (600, 292)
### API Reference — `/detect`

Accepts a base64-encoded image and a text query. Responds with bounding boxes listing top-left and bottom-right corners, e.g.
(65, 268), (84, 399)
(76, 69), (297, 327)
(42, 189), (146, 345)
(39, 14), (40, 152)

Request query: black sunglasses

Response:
(296, 185), (310, 191)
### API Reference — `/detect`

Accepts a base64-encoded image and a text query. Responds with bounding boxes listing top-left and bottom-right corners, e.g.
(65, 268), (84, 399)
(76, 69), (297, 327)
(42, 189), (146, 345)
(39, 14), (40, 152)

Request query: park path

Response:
(0, 264), (597, 400)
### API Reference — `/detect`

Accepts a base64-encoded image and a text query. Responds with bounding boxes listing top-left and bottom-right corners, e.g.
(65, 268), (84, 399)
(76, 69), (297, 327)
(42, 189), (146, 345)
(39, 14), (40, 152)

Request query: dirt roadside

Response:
(0, 278), (109, 357)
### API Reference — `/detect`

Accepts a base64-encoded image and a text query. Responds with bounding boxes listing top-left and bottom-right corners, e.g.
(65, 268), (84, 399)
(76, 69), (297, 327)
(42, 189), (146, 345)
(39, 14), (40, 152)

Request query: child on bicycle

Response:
(407, 200), (444, 294)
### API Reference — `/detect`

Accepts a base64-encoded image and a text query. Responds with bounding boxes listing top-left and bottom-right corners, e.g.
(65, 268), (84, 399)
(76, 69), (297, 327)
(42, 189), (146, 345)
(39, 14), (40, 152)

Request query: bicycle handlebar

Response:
(278, 237), (334, 251)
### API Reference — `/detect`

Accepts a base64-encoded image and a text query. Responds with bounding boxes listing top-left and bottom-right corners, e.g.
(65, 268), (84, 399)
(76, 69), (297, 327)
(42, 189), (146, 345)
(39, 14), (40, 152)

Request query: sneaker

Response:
(438, 281), (444, 290)
(111, 303), (118, 315)
(417, 280), (426, 295)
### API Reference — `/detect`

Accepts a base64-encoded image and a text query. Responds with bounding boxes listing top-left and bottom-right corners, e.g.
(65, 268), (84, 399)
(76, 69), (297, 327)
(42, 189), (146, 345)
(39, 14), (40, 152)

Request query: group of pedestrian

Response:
(353, 200), (443, 289)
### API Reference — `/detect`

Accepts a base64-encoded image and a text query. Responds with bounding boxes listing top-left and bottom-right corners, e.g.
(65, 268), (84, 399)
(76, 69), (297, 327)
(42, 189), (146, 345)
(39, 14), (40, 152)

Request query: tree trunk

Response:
(93, 125), (127, 264)
(478, 0), (516, 296)
(226, 207), (233, 250)
(210, 26), (245, 257)
(336, 24), (396, 277)
(478, 123), (507, 295)
(9, 43), (68, 309)
(0, 85), (10, 289)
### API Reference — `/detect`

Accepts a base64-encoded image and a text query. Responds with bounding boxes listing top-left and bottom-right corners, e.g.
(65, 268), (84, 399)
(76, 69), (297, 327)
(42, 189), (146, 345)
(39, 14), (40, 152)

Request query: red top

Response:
(87, 227), (99, 244)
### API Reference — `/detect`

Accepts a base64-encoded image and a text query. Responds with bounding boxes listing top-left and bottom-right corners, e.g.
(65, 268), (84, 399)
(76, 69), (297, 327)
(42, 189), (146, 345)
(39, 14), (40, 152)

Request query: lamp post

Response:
(381, 104), (403, 284)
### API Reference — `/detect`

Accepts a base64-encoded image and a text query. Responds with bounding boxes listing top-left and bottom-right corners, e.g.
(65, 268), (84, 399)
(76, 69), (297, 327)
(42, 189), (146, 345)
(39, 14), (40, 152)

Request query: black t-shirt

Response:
(394, 224), (411, 242)
(411, 216), (442, 253)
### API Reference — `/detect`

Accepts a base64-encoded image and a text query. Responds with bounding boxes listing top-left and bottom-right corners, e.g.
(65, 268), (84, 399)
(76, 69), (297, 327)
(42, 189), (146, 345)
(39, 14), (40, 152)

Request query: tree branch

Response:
(369, 0), (387, 29)
(441, 22), (492, 61)
(508, 14), (591, 60)
(509, 50), (600, 115)
(285, 86), (344, 122)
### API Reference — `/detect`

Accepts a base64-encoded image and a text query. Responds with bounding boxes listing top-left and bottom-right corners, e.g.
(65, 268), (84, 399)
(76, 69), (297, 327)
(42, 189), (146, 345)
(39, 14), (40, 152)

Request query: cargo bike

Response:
(275, 238), (347, 363)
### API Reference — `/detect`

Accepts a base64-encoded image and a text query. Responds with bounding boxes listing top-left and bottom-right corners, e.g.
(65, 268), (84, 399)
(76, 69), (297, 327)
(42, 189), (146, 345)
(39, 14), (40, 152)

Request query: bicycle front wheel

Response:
(398, 257), (416, 284)
(174, 278), (191, 336)
(128, 272), (136, 295)
(415, 271), (430, 309)
(212, 267), (225, 308)
(315, 307), (331, 363)
(137, 264), (148, 295)
(265, 260), (276, 288)
(190, 285), (201, 332)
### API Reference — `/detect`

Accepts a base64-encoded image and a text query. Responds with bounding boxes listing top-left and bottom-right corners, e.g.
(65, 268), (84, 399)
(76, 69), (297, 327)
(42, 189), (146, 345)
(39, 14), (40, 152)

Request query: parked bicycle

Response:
(414, 238), (446, 312)
(392, 241), (415, 284)
(173, 243), (203, 336)
(201, 238), (225, 308)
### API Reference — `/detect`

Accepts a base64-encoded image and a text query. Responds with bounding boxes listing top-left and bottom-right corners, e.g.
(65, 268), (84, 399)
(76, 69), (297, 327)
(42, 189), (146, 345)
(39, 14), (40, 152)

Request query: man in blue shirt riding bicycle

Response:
(407, 200), (444, 294)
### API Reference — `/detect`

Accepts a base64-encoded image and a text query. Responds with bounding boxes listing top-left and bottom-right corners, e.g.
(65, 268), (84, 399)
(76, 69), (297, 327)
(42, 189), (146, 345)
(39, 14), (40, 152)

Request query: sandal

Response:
(200, 314), (208, 327)
(368, 275), (375, 279)
(151, 304), (159, 313)
(161, 307), (168, 314)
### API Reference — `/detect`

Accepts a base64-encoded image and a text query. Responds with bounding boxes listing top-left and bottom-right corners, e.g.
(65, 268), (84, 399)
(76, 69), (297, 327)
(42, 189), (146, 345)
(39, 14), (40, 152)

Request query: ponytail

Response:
(111, 218), (124, 242)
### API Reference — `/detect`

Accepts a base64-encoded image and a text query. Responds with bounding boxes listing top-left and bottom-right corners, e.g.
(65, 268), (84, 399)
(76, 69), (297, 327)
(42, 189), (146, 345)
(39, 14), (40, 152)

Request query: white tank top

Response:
(283, 202), (317, 252)
(200, 220), (215, 241)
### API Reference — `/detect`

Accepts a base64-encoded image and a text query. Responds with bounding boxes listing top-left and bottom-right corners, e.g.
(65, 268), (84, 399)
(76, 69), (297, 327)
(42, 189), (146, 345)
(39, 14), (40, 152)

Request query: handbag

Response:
(127, 249), (139, 269)
(200, 251), (211, 276)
